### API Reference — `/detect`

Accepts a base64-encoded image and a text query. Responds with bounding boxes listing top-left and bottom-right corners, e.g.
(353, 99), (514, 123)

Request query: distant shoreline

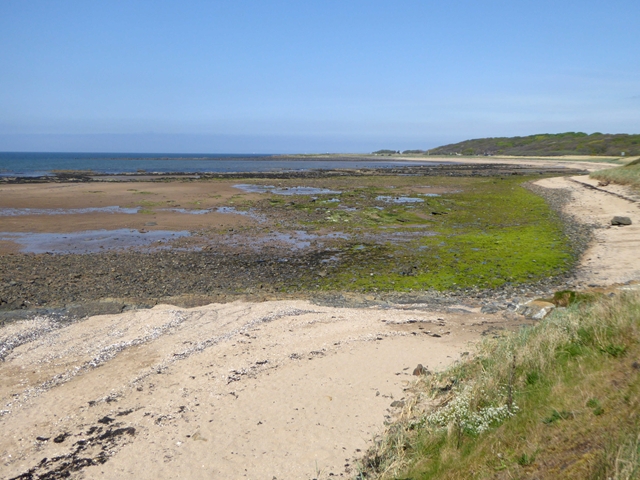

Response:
(0, 152), (442, 178)
(1, 151), (626, 179)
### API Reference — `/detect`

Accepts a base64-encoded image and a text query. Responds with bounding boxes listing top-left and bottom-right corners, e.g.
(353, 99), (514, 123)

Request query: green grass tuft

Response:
(590, 162), (640, 190)
(355, 291), (640, 479)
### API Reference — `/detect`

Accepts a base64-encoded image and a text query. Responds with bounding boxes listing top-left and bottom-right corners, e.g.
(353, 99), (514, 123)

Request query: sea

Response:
(0, 152), (439, 177)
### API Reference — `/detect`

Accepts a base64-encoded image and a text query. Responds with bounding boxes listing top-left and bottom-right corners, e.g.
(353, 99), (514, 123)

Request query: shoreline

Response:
(0, 162), (639, 478)
(0, 163), (589, 321)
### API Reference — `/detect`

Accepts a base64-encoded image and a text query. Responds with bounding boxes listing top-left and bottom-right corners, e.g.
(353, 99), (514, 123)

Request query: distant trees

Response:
(372, 149), (400, 155)
(372, 133), (640, 157)
(372, 149), (430, 155)
(426, 133), (640, 157)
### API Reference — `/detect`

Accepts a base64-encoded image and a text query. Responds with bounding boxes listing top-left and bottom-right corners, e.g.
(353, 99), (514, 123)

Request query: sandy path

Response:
(1, 168), (639, 479)
(535, 175), (640, 287)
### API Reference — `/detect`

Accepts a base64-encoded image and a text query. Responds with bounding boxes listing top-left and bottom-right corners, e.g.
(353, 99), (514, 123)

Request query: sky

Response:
(0, 0), (639, 153)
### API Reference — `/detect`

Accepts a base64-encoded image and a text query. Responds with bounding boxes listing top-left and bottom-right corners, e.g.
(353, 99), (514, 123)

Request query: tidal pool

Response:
(0, 206), (140, 216)
(375, 196), (425, 204)
(0, 229), (190, 254)
(215, 230), (350, 251)
(234, 184), (342, 196)
(216, 206), (266, 222)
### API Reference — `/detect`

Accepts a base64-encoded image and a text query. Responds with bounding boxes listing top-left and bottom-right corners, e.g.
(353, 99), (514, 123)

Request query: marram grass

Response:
(355, 291), (640, 479)
(590, 158), (640, 190)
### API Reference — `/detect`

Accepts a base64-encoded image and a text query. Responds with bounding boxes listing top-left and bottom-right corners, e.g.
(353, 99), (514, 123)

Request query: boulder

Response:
(516, 300), (555, 320)
(611, 216), (632, 226)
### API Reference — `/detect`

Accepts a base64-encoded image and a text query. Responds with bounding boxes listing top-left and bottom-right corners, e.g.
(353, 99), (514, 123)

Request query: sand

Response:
(0, 181), (258, 237)
(1, 300), (511, 479)
(535, 174), (640, 287)
(1, 167), (639, 479)
(400, 154), (624, 173)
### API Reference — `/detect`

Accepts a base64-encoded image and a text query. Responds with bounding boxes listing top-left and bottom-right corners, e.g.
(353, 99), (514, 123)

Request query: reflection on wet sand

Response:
(0, 229), (190, 254)
(0, 206), (140, 216)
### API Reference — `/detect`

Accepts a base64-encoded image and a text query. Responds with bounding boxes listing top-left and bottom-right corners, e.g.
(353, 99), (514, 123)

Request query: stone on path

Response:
(516, 300), (556, 320)
(611, 216), (632, 226)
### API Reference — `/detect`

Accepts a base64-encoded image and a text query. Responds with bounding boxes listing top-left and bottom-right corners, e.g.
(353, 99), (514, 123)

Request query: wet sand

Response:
(0, 181), (258, 239)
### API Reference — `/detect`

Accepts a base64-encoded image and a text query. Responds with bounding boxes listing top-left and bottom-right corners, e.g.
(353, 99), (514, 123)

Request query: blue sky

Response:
(0, 0), (638, 153)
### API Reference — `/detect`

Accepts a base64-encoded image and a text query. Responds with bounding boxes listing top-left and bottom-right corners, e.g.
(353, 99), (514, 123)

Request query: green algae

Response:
(222, 174), (575, 292)
(300, 176), (574, 291)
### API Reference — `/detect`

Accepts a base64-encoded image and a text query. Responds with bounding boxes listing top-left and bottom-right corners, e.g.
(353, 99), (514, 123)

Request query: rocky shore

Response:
(0, 164), (594, 325)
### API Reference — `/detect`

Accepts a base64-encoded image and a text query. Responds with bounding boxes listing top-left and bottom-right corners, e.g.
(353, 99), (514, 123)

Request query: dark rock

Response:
(98, 427), (136, 440)
(413, 364), (429, 376)
(390, 400), (405, 408)
(481, 303), (501, 314)
(53, 433), (70, 443)
(66, 301), (125, 319)
(611, 216), (632, 226)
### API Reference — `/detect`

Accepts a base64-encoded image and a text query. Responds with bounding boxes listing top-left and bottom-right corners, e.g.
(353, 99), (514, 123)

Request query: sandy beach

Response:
(1, 168), (639, 478)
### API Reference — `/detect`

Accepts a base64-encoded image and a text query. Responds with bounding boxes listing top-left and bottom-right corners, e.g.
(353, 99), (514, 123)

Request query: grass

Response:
(355, 291), (640, 479)
(590, 158), (640, 190)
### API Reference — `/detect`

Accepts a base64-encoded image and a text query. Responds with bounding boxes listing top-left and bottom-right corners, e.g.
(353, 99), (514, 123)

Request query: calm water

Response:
(0, 152), (439, 177)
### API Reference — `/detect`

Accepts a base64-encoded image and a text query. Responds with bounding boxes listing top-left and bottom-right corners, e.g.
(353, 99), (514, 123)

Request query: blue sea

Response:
(0, 152), (439, 177)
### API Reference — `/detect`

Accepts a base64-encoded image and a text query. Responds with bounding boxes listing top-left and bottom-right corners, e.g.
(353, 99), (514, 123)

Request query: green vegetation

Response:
(374, 149), (401, 155)
(277, 175), (574, 292)
(427, 132), (640, 157)
(590, 158), (640, 191)
(548, 289), (596, 307)
(135, 200), (167, 207)
(356, 291), (640, 479)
